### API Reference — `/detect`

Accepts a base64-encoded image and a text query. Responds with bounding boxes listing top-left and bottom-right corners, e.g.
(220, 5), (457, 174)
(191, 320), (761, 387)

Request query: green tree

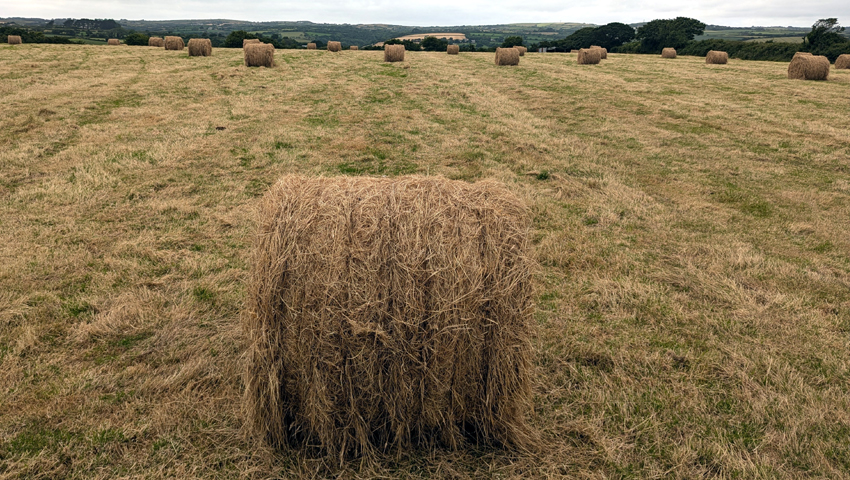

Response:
(590, 22), (636, 50)
(803, 18), (849, 59)
(124, 32), (149, 46)
(223, 30), (258, 48)
(635, 17), (706, 53)
(501, 36), (524, 48)
(420, 36), (449, 51)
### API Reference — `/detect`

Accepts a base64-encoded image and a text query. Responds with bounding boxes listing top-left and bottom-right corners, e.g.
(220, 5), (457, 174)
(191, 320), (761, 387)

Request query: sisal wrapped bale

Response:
(107, 39), (120, 46)
(384, 44), (405, 62)
(788, 54), (830, 80)
(7, 35), (22, 45)
(148, 37), (164, 47)
(244, 175), (537, 460)
(661, 48), (676, 59)
(447, 44), (459, 55)
(495, 47), (520, 66)
(306, 42), (317, 50)
(244, 43), (274, 67)
(577, 48), (602, 65)
(327, 41), (342, 52)
(164, 36), (184, 51)
(836, 54), (850, 69)
(188, 38), (212, 57)
(706, 50), (728, 64)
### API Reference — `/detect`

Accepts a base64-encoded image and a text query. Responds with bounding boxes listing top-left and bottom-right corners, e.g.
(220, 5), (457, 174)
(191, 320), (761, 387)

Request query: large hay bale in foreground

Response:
(188, 38), (212, 57)
(661, 48), (676, 58)
(164, 36), (184, 51)
(350, 45), (359, 50)
(788, 54), (830, 80)
(244, 175), (536, 459)
(495, 47), (520, 66)
(244, 43), (274, 67)
(706, 50), (728, 64)
(327, 41), (342, 52)
(243, 38), (261, 48)
(107, 39), (120, 46)
(7, 35), (22, 45)
(306, 42), (317, 50)
(148, 37), (164, 47)
(514, 46), (527, 56)
(447, 44), (459, 55)
(384, 44), (405, 62)
(577, 48), (602, 65)
(834, 54), (850, 69)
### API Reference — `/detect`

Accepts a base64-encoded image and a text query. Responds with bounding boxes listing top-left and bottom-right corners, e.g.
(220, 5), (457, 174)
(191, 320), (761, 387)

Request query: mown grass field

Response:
(1, 44), (849, 478)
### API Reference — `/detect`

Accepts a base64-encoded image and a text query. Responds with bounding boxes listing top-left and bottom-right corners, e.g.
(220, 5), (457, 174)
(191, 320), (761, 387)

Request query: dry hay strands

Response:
(661, 47), (677, 58)
(384, 44), (405, 62)
(836, 54), (850, 69)
(514, 45), (527, 56)
(244, 175), (538, 460)
(7, 35), (22, 45)
(327, 41), (342, 52)
(148, 36), (164, 47)
(187, 38), (212, 57)
(244, 43), (275, 67)
(788, 54), (830, 80)
(350, 45), (359, 50)
(243, 38), (261, 48)
(577, 48), (602, 65)
(107, 38), (120, 46)
(306, 42), (317, 50)
(793, 51), (812, 58)
(447, 44), (459, 55)
(706, 50), (728, 64)
(164, 36), (185, 51)
(593, 46), (607, 59)
(495, 47), (520, 66)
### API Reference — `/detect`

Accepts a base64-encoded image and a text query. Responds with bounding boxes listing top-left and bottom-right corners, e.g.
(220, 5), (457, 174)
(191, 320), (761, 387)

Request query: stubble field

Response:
(1, 44), (849, 478)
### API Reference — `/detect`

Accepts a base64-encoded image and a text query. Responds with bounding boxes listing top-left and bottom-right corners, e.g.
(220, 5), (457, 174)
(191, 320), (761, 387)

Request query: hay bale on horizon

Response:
(350, 45), (359, 50)
(244, 43), (274, 67)
(243, 38), (261, 48)
(164, 36), (184, 51)
(384, 44), (405, 62)
(244, 175), (537, 459)
(148, 37), (164, 47)
(447, 44), (459, 55)
(107, 39), (120, 46)
(7, 35), (22, 45)
(188, 38), (212, 57)
(836, 54), (850, 69)
(662, 48), (676, 58)
(788, 54), (830, 80)
(327, 41), (341, 52)
(514, 46), (527, 56)
(495, 47), (520, 66)
(306, 42), (317, 50)
(577, 48), (602, 65)
(706, 50), (728, 64)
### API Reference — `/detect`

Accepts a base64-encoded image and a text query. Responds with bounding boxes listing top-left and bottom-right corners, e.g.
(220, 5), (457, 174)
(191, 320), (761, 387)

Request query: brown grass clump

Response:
(834, 54), (850, 69)
(384, 44), (405, 62)
(327, 41), (342, 52)
(244, 43), (274, 67)
(495, 47), (520, 66)
(788, 54), (830, 80)
(7, 35), (22, 45)
(187, 38), (212, 57)
(350, 45), (359, 50)
(577, 48), (602, 65)
(514, 46), (527, 56)
(447, 44), (459, 55)
(148, 37), (164, 47)
(306, 42), (317, 50)
(243, 39), (260, 48)
(706, 50), (728, 64)
(164, 36), (184, 51)
(244, 175), (536, 460)
(662, 48), (677, 58)
(107, 39), (120, 46)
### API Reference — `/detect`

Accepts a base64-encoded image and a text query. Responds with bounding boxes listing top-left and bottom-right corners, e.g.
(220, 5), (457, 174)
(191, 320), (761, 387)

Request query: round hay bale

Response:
(661, 48), (676, 59)
(577, 48), (602, 65)
(107, 38), (120, 46)
(164, 36), (184, 51)
(593, 46), (607, 59)
(243, 38), (261, 48)
(244, 43), (274, 67)
(384, 44), (405, 62)
(306, 42), (317, 50)
(836, 54), (850, 69)
(148, 37), (164, 47)
(495, 47), (520, 66)
(793, 51), (812, 58)
(447, 44), (459, 55)
(7, 35), (22, 45)
(706, 50), (728, 64)
(244, 175), (537, 459)
(514, 46), (527, 56)
(187, 38), (212, 57)
(350, 45), (359, 50)
(327, 41), (342, 52)
(788, 54), (830, 80)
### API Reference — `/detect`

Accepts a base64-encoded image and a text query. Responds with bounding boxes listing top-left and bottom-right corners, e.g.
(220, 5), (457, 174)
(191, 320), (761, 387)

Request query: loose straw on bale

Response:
(495, 47), (520, 66)
(327, 41), (341, 52)
(836, 54), (850, 69)
(350, 45), (359, 50)
(514, 46), (527, 56)
(148, 37), (164, 47)
(188, 38), (212, 57)
(788, 54), (830, 80)
(577, 48), (602, 65)
(306, 42), (317, 50)
(107, 39), (120, 46)
(164, 36), (184, 51)
(244, 175), (537, 459)
(662, 48), (676, 58)
(7, 35), (22, 45)
(447, 44), (459, 55)
(706, 50), (728, 64)
(384, 44), (405, 62)
(244, 43), (274, 67)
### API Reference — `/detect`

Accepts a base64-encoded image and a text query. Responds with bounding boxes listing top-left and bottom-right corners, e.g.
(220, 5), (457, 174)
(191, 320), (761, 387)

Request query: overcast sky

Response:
(4, 0), (848, 27)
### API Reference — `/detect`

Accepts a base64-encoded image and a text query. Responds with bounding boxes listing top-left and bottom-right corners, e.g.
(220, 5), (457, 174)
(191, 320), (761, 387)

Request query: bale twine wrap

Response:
(243, 38), (261, 48)
(107, 39), (120, 46)
(327, 41), (342, 52)
(384, 44), (405, 62)
(244, 175), (537, 459)
(447, 44), (459, 55)
(788, 54), (830, 80)
(350, 45), (359, 50)
(706, 50), (728, 64)
(306, 42), (317, 50)
(577, 48), (602, 65)
(188, 38), (212, 57)
(495, 47), (520, 66)
(514, 46), (527, 56)
(661, 48), (676, 58)
(7, 35), (22, 45)
(148, 37), (164, 47)
(164, 36), (184, 51)
(244, 43), (275, 67)
(836, 54), (850, 69)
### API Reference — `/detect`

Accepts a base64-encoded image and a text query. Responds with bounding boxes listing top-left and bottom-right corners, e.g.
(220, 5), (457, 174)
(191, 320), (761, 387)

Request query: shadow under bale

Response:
(244, 175), (537, 461)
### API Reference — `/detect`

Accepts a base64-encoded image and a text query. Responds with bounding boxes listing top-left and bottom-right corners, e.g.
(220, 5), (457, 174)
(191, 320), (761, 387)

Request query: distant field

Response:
(394, 33), (468, 41)
(1, 45), (849, 478)
(745, 36), (805, 43)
